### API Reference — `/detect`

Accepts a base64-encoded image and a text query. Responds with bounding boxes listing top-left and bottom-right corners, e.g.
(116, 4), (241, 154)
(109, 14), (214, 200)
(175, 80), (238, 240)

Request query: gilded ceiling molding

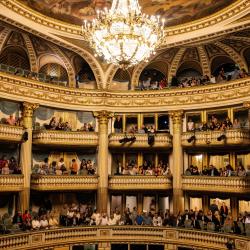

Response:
(104, 64), (119, 90)
(0, 72), (249, 112)
(47, 44), (76, 87)
(0, 27), (11, 52)
(0, 16), (104, 90)
(1, 0), (249, 42)
(215, 41), (248, 71)
(230, 35), (250, 43)
(22, 34), (38, 72)
(197, 46), (211, 77)
(168, 48), (186, 82)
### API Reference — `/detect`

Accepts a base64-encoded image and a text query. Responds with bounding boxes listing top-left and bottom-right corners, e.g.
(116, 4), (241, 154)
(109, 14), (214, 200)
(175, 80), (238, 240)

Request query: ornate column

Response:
(243, 102), (250, 128)
(169, 110), (184, 214)
(20, 102), (39, 212)
(94, 110), (113, 213)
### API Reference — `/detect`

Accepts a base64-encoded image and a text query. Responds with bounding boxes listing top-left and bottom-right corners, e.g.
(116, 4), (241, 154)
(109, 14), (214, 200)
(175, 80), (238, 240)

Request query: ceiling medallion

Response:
(82, 0), (165, 69)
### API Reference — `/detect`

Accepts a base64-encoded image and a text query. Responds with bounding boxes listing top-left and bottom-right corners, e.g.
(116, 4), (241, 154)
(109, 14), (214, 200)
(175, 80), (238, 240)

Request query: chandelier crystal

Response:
(82, 0), (165, 69)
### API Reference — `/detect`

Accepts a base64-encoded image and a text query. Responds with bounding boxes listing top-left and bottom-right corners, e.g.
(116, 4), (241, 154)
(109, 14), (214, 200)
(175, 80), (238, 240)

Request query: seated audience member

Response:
(209, 200), (219, 214)
(45, 116), (57, 130)
(232, 118), (241, 129)
(70, 159), (78, 175)
(0, 155), (8, 171)
(237, 164), (246, 177)
(108, 214), (117, 225)
(48, 214), (59, 228)
(187, 118), (195, 131)
(8, 156), (17, 173)
(12, 211), (23, 228)
(56, 117), (64, 130)
(58, 158), (67, 174)
(6, 114), (16, 126)
(49, 161), (57, 175)
(209, 165), (220, 176)
(185, 165), (193, 176)
(114, 116), (123, 133)
(13, 164), (22, 174)
(22, 210), (32, 230)
(63, 122), (72, 131)
(87, 123), (94, 132)
(224, 117), (232, 128)
(1, 162), (10, 174)
(32, 216), (41, 230)
(99, 213), (109, 226)
(246, 165), (250, 176)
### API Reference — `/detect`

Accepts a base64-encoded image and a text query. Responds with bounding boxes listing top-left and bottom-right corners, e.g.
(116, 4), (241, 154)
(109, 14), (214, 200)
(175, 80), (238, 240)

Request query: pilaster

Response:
(169, 110), (184, 214)
(94, 110), (114, 213)
(20, 102), (39, 212)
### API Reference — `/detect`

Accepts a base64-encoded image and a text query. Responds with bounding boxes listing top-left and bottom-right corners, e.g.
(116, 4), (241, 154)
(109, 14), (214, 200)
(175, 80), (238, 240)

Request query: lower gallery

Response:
(0, 0), (250, 249)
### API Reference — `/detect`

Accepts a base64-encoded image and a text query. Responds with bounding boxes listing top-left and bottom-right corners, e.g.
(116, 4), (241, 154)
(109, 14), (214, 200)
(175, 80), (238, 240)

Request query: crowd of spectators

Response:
(33, 158), (96, 176)
(184, 163), (250, 177)
(0, 155), (22, 175)
(139, 67), (249, 91)
(187, 115), (244, 132)
(0, 114), (23, 126)
(115, 160), (171, 176)
(1, 201), (250, 236)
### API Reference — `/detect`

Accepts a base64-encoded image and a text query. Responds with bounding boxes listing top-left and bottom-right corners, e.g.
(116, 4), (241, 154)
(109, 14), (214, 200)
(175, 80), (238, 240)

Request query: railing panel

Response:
(109, 176), (172, 190)
(0, 124), (24, 142)
(182, 176), (250, 193)
(0, 175), (24, 191)
(32, 130), (98, 147)
(182, 129), (250, 147)
(30, 175), (98, 190)
(109, 133), (172, 148)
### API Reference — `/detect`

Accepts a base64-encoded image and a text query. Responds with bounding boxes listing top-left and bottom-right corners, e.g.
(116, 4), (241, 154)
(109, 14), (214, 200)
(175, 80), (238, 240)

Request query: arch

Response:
(38, 54), (65, 70)
(176, 60), (203, 78)
(110, 69), (131, 90)
(39, 63), (69, 85)
(197, 46), (211, 76)
(210, 56), (236, 76)
(0, 28), (12, 52)
(0, 45), (30, 70)
(243, 47), (250, 71)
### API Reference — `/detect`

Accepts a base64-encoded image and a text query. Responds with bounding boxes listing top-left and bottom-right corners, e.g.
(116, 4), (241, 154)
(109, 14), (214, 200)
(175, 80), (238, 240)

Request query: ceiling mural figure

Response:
(18, 0), (236, 26)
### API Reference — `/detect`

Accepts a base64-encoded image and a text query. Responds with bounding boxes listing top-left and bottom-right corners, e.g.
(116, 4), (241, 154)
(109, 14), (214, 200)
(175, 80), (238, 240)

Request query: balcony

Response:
(109, 175), (172, 190)
(0, 175), (24, 191)
(30, 175), (98, 191)
(182, 129), (250, 147)
(0, 227), (248, 250)
(182, 176), (250, 193)
(0, 124), (24, 143)
(32, 130), (98, 147)
(109, 133), (172, 149)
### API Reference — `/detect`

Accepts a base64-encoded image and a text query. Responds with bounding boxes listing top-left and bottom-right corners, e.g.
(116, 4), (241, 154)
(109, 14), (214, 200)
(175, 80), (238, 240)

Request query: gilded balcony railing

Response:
(30, 174), (98, 191)
(0, 175), (24, 191)
(109, 175), (172, 190)
(0, 124), (24, 142)
(109, 133), (172, 148)
(182, 129), (250, 147)
(182, 176), (250, 193)
(0, 227), (248, 250)
(32, 130), (98, 146)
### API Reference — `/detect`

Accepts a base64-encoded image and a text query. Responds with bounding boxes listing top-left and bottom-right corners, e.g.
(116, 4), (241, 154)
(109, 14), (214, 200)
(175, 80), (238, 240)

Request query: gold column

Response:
(231, 196), (238, 219)
(169, 110), (184, 214)
(228, 108), (234, 122)
(155, 113), (158, 130)
(202, 195), (209, 213)
(201, 110), (207, 123)
(122, 114), (126, 133)
(20, 102), (39, 213)
(94, 110), (113, 213)
(243, 102), (250, 127)
(230, 152), (236, 169)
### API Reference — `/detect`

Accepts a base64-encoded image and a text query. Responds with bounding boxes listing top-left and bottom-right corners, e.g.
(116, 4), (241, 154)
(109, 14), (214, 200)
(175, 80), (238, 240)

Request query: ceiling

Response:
(18, 0), (236, 27)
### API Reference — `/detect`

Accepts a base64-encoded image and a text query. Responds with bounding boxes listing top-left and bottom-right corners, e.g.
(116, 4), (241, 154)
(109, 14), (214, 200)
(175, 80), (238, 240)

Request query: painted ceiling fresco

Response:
(18, 0), (236, 26)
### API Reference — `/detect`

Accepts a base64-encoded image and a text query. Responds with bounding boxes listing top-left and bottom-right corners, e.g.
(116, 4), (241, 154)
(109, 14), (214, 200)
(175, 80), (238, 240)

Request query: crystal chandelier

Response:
(82, 0), (165, 69)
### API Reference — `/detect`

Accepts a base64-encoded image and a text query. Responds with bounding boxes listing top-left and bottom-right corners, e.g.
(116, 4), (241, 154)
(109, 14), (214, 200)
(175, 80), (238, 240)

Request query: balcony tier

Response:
(32, 130), (98, 147)
(109, 176), (172, 190)
(109, 133), (172, 149)
(0, 124), (24, 143)
(182, 176), (250, 193)
(0, 226), (248, 250)
(30, 175), (98, 191)
(182, 129), (250, 147)
(0, 175), (24, 191)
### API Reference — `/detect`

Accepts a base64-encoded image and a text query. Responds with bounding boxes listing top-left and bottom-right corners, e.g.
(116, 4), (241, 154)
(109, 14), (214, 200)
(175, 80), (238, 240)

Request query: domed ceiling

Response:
(18, 0), (236, 26)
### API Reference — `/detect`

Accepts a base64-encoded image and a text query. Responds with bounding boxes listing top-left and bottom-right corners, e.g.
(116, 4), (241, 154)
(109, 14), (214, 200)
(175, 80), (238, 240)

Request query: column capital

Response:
(22, 102), (39, 118)
(169, 110), (184, 125)
(243, 101), (250, 109)
(93, 110), (114, 124)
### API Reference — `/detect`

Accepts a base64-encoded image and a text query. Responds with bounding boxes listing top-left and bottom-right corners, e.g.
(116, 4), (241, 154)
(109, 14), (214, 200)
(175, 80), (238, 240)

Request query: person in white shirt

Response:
(91, 209), (101, 225)
(187, 118), (195, 131)
(108, 214), (117, 225)
(40, 215), (49, 229)
(32, 216), (41, 230)
(114, 210), (121, 224)
(152, 213), (163, 226)
(99, 213), (108, 226)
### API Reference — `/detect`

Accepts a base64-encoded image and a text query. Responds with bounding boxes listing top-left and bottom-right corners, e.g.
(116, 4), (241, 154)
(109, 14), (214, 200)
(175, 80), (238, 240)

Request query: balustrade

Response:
(182, 129), (250, 147)
(32, 130), (98, 146)
(31, 174), (98, 190)
(109, 133), (172, 148)
(182, 176), (250, 193)
(109, 175), (172, 190)
(0, 124), (24, 142)
(0, 175), (24, 191)
(0, 227), (249, 250)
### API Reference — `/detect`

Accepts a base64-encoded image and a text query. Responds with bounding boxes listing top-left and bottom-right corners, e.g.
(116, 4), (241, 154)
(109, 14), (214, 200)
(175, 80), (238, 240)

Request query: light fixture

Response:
(82, 0), (165, 69)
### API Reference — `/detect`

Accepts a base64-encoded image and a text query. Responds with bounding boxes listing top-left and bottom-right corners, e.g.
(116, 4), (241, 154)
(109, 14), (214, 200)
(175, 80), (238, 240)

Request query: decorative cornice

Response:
(0, 73), (250, 112)
(169, 111), (184, 125)
(93, 111), (114, 124)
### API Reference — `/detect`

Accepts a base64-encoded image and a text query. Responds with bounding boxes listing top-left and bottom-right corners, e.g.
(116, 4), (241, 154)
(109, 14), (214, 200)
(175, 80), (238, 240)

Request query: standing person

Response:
(70, 159), (78, 175)
(114, 116), (123, 133)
